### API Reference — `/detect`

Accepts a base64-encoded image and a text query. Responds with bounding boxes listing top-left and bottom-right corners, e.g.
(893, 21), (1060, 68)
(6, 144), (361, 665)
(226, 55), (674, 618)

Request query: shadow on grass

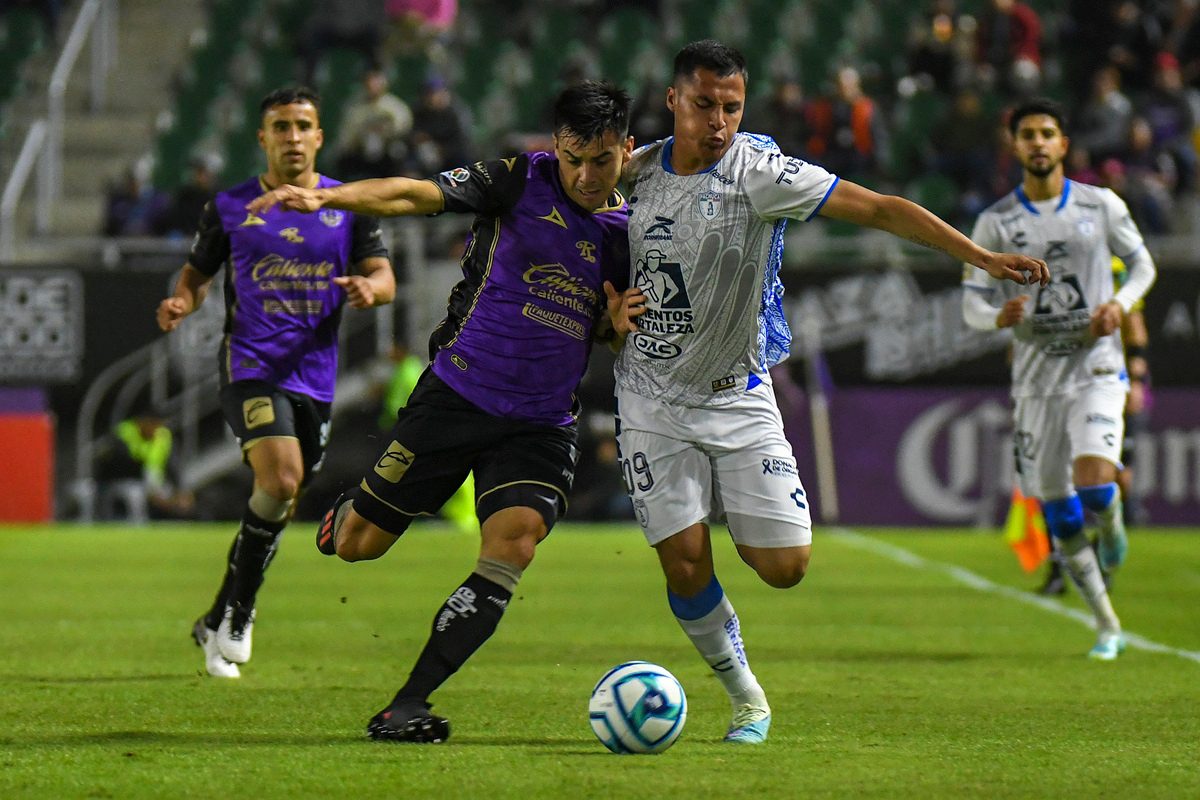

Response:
(0, 731), (606, 751)
(6, 674), (193, 685)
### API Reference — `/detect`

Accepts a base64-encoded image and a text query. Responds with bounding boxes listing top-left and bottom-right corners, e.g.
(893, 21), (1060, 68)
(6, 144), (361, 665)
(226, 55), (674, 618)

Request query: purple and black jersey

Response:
(189, 175), (388, 403)
(429, 152), (630, 425)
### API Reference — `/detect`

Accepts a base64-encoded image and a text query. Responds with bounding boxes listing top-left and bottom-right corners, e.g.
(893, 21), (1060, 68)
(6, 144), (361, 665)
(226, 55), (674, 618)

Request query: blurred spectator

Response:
(569, 433), (632, 521)
(387, 0), (457, 54)
(297, 0), (388, 85)
(932, 88), (996, 218)
(98, 414), (195, 522)
(1102, 1), (1166, 95)
(630, 81), (674, 144)
(408, 75), (474, 173)
(103, 158), (170, 236)
(9, 0), (60, 43)
(1137, 51), (1198, 192)
(804, 66), (889, 179)
(1064, 145), (1103, 186)
(907, 0), (968, 95)
(749, 76), (809, 158)
(1074, 65), (1134, 162)
(334, 67), (414, 181)
(975, 0), (1042, 93)
(155, 155), (219, 236)
(1119, 116), (1177, 234)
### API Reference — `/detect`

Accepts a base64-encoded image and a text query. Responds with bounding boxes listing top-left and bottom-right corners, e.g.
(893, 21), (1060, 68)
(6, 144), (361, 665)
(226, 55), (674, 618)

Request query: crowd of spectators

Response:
(107, 0), (1200, 239)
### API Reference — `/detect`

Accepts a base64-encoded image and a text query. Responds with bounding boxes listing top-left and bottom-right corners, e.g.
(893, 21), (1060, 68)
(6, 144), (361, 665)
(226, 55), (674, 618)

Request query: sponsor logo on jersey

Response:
(278, 226), (305, 243)
(473, 161), (492, 182)
(576, 240), (597, 263)
(450, 354), (468, 370)
(1035, 274), (1085, 314)
(374, 440), (416, 483)
(1011, 230), (1028, 248)
(762, 457), (799, 477)
(522, 303), (587, 340)
(698, 190), (721, 220)
(319, 208), (345, 227)
(712, 375), (737, 392)
(643, 215), (675, 241)
(631, 333), (681, 359)
(633, 249), (689, 308)
(536, 206), (568, 229)
(441, 166), (472, 186)
(1086, 413), (1118, 425)
(242, 397), (275, 430)
(1044, 240), (1069, 261)
(710, 169), (735, 186)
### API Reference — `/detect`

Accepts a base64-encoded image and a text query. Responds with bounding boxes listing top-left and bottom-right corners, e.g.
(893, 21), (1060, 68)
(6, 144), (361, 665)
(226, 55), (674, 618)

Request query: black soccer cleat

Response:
(316, 493), (351, 556)
(367, 699), (450, 743)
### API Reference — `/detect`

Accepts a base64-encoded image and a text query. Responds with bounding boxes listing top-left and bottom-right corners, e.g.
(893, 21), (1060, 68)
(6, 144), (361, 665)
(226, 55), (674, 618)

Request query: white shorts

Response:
(615, 383), (812, 549)
(1013, 380), (1127, 500)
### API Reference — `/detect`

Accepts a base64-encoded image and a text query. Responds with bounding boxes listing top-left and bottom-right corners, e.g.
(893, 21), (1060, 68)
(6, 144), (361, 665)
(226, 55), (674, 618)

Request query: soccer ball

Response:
(588, 661), (687, 754)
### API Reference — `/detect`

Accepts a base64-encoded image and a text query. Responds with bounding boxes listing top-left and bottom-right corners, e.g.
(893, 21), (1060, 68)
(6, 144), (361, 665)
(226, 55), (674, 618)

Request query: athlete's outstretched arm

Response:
(247, 177), (445, 217)
(157, 263), (213, 332)
(819, 179), (1050, 286)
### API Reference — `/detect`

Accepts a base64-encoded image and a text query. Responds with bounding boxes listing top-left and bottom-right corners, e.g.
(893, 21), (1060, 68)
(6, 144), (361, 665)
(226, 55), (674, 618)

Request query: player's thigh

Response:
(353, 374), (480, 535)
(473, 420), (579, 535)
(285, 389), (333, 482)
(616, 426), (712, 546)
(711, 425), (812, 548)
(221, 381), (306, 486)
(1013, 396), (1072, 500)
(1068, 381), (1127, 468)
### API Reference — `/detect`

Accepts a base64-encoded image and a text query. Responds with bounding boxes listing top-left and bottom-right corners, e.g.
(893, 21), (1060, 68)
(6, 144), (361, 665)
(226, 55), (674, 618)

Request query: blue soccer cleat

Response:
(1088, 631), (1127, 661)
(723, 703), (771, 744)
(1097, 501), (1128, 571)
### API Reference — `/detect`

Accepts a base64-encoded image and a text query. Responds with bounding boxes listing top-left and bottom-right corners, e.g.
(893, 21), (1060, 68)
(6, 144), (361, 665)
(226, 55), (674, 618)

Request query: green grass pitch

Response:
(1, 523), (1197, 798)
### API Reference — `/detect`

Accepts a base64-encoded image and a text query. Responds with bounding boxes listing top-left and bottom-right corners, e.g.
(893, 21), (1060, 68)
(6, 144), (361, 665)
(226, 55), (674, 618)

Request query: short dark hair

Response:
(1009, 97), (1067, 135)
(553, 80), (631, 143)
(673, 39), (748, 86)
(260, 86), (321, 116)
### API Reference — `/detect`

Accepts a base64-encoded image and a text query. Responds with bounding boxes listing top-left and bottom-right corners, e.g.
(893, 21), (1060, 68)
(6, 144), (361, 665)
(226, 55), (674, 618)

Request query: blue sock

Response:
(667, 575), (724, 621)
(1077, 483), (1118, 513)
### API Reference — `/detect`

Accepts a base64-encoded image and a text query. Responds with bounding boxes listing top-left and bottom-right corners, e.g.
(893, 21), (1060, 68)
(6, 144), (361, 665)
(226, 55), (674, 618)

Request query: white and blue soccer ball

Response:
(588, 661), (687, 754)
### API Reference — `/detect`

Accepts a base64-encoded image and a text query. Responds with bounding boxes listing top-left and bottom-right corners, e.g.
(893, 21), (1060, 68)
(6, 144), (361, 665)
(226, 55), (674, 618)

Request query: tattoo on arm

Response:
(907, 234), (950, 256)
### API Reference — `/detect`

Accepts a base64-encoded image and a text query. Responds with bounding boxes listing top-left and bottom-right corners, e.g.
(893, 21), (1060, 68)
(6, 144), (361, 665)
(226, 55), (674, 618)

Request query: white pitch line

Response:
(830, 528), (1200, 665)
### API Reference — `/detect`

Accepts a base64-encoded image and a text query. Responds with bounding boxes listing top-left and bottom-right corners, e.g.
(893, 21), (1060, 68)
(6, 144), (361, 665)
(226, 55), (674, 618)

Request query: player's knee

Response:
(481, 507), (546, 569)
(756, 556), (807, 589)
(258, 470), (302, 502)
(1042, 495), (1085, 540)
(661, 559), (713, 596)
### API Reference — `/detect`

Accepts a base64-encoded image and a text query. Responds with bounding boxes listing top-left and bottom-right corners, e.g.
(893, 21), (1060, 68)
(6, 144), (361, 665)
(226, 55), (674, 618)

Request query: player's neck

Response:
(1021, 170), (1064, 202)
(669, 142), (726, 176)
(262, 169), (319, 190)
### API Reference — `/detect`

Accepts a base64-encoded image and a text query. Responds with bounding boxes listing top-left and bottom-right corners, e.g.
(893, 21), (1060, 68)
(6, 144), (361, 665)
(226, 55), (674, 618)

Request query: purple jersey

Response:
(429, 152), (630, 425)
(189, 175), (388, 402)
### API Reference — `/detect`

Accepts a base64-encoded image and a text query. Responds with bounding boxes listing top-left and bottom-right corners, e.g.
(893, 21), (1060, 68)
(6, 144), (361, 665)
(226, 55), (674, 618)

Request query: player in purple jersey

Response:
(249, 81), (632, 742)
(157, 87), (395, 679)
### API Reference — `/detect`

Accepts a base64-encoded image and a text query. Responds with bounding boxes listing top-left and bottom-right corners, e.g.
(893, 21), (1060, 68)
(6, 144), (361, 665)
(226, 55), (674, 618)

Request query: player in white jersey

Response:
(962, 98), (1156, 660)
(604, 40), (1049, 744)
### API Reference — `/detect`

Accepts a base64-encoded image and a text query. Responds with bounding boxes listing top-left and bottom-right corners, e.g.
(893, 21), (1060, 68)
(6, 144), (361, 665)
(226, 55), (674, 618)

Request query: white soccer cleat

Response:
(216, 604), (255, 664)
(192, 618), (240, 678)
(1088, 631), (1127, 661)
(724, 702), (772, 744)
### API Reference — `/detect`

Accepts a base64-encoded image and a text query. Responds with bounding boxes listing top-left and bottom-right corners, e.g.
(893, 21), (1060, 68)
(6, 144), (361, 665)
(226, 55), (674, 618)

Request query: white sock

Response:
(675, 595), (768, 710)
(1059, 533), (1120, 633)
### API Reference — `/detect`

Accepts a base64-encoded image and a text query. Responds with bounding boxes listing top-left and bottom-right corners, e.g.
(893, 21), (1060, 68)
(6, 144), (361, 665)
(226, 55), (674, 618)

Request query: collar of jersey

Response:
(1015, 178), (1071, 215)
(661, 137), (723, 175)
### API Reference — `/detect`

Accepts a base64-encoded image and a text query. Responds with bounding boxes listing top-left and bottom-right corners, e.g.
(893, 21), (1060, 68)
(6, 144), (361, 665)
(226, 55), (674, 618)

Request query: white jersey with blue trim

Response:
(963, 179), (1145, 398)
(615, 132), (838, 408)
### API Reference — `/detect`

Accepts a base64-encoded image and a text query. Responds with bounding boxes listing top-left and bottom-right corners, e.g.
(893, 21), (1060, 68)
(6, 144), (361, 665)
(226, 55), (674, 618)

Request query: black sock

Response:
(204, 535), (241, 630)
(392, 573), (513, 707)
(226, 507), (286, 614)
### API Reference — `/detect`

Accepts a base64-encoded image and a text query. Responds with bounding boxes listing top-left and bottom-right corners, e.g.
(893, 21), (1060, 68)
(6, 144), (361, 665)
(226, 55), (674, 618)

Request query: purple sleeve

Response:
(187, 201), (229, 277)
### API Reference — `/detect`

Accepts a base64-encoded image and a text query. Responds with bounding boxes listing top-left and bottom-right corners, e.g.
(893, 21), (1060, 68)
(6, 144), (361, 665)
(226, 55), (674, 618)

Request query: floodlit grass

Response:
(1, 523), (1197, 799)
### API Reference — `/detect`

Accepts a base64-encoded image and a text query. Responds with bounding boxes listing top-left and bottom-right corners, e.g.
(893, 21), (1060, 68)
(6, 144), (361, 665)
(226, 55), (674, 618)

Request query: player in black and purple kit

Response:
(157, 87), (395, 679)
(249, 81), (632, 742)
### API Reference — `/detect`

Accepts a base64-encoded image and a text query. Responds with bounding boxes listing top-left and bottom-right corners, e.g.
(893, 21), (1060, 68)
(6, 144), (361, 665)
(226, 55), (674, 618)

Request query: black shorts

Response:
(352, 370), (579, 535)
(219, 380), (332, 480)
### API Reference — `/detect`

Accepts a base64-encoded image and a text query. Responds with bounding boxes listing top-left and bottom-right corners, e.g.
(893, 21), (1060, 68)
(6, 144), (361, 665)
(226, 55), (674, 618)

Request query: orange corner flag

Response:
(1003, 488), (1050, 572)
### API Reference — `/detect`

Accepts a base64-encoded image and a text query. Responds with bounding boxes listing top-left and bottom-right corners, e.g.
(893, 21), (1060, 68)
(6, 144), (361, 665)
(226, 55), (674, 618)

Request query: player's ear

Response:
(622, 135), (634, 159)
(666, 86), (676, 113)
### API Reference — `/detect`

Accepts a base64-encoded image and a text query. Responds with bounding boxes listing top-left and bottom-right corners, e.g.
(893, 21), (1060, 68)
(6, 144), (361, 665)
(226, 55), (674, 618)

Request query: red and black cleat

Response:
(316, 493), (351, 556)
(367, 699), (450, 743)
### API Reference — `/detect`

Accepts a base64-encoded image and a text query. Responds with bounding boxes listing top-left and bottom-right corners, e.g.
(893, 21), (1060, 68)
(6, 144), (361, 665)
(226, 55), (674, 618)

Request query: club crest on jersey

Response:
(576, 240), (597, 263)
(319, 209), (345, 227)
(1076, 217), (1095, 237)
(698, 190), (722, 220)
